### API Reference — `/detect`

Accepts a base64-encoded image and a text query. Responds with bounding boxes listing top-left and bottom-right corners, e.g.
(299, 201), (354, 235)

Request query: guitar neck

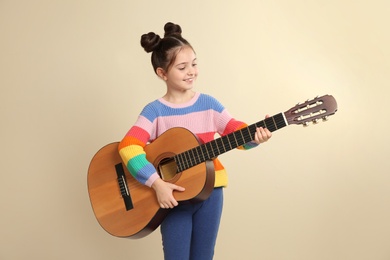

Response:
(175, 112), (288, 172)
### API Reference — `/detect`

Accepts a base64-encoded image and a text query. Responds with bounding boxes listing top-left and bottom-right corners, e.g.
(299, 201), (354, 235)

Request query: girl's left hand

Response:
(253, 115), (272, 144)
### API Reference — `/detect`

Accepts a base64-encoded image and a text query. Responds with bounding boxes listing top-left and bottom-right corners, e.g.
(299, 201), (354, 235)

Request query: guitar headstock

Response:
(284, 95), (338, 126)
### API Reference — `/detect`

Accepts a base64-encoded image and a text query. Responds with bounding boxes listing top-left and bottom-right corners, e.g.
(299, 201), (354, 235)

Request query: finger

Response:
(254, 128), (262, 143)
(166, 199), (178, 208)
(171, 200), (179, 207)
(265, 128), (272, 138)
(259, 127), (266, 138)
(257, 127), (269, 142)
(169, 183), (185, 192)
(160, 202), (173, 209)
(174, 185), (185, 192)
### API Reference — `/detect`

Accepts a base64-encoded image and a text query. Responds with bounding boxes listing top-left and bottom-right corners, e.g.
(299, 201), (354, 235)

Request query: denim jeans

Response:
(160, 187), (224, 260)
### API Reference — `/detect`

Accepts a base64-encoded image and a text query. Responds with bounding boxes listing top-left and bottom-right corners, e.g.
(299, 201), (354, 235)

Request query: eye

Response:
(192, 63), (197, 67)
(178, 66), (186, 70)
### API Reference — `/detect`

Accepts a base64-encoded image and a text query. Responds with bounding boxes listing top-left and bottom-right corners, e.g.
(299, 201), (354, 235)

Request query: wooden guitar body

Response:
(87, 128), (215, 238)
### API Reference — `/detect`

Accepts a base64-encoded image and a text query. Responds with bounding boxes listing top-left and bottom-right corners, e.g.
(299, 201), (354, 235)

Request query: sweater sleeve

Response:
(118, 114), (160, 187)
(208, 95), (258, 150)
(222, 118), (259, 150)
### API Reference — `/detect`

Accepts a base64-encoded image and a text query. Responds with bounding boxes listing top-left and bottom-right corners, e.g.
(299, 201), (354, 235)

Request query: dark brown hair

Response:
(140, 22), (193, 74)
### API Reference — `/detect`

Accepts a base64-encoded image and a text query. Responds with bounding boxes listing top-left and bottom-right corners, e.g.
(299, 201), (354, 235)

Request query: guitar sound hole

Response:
(158, 157), (178, 181)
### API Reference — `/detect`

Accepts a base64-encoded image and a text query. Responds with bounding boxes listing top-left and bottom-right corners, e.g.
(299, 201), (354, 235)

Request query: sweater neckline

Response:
(158, 92), (200, 108)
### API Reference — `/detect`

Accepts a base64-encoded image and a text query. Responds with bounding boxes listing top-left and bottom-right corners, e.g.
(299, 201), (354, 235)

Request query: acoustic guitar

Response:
(87, 95), (337, 238)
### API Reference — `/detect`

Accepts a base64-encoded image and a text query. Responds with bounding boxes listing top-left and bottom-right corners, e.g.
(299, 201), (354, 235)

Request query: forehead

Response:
(173, 46), (196, 64)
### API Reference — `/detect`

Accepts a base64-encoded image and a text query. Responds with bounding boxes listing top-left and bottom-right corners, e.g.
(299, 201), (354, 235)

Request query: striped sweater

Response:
(118, 92), (258, 188)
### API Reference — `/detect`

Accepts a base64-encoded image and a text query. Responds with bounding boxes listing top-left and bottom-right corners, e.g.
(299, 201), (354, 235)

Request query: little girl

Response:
(118, 22), (272, 260)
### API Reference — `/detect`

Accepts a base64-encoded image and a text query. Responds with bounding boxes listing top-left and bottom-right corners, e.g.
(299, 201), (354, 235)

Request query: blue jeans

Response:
(160, 187), (224, 260)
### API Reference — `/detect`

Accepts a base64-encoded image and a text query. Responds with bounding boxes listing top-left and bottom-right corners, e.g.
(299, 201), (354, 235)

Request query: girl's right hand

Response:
(151, 178), (185, 209)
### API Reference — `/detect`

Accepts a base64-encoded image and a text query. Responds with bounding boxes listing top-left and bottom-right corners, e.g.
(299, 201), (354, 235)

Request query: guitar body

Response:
(87, 127), (215, 238)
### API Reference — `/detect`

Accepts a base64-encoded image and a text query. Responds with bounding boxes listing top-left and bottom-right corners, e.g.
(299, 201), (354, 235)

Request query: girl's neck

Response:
(162, 90), (196, 104)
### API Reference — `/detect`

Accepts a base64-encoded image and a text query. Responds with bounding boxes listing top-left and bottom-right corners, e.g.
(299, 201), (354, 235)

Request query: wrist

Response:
(151, 177), (163, 190)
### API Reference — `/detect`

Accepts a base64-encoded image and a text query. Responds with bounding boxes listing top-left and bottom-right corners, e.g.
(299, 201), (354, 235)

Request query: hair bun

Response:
(140, 32), (161, 53)
(164, 22), (182, 37)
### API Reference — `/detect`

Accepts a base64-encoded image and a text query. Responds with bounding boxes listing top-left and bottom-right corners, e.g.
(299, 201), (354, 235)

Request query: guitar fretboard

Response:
(174, 112), (287, 172)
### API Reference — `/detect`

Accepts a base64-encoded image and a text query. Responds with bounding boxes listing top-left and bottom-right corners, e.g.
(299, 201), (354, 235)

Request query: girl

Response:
(118, 22), (272, 260)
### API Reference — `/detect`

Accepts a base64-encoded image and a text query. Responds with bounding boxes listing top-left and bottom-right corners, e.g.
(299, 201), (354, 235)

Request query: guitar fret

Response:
(188, 151), (193, 166)
(194, 147), (201, 164)
(210, 141), (218, 157)
(232, 132), (239, 147)
(248, 124), (257, 140)
(207, 142), (214, 158)
(258, 121), (265, 128)
(216, 138), (226, 153)
(213, 142), (217, 156)
(201, 144), (209, 161)
(198, 146), (205, 161)
(189, 149), (195, 167)
(175, 154), (180, 172)
(177, 153), (183, 171)
(272, 116), (277, 130)
(212, 140), (220, 156)
(183, 153), (188, 171)
(235, 131), (244, 146)
(242, 127), (252, 143)
(222, 135), (232, 151)
(266, 119), (272, 130)
(216, 141), (221, 154)
(276, 113), (287, 128)
(183, 152), (189, 169)
(239, 129), (245, 145)
(176, 154), (183, 172)
(188, 150), (194, 167)
(198, 145), (204, 161)
(185, 151), (191, 168)
(173, 154), (183, 173)
(264, 117), (274, 131)
(188, 151), (194, 167)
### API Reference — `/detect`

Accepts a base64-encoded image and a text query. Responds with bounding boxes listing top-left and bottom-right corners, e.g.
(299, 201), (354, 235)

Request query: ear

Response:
(156, 68), (167, 81)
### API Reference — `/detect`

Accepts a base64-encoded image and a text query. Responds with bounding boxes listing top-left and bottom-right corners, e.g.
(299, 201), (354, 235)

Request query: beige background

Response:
(1, 0), (389, 259)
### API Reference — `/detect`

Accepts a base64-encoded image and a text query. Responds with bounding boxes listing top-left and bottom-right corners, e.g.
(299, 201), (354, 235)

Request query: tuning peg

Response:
(312, 119), (319, 124)
(303, 122), (309, 127)
(322, 116), (328, 122)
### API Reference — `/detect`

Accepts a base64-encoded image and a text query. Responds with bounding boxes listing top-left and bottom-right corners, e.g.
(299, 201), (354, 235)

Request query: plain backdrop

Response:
(1, 1), (389, 259)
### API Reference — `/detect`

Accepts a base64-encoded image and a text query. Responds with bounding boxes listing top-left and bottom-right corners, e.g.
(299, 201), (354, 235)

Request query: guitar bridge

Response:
(115, 163), (134, 211)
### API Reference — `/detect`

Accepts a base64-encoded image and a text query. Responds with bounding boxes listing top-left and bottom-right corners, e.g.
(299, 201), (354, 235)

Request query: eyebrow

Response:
(175, 58), (197, 67)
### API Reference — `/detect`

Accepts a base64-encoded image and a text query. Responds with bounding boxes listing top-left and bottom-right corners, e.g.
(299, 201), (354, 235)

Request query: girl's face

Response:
(159, 46), (198, 93)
